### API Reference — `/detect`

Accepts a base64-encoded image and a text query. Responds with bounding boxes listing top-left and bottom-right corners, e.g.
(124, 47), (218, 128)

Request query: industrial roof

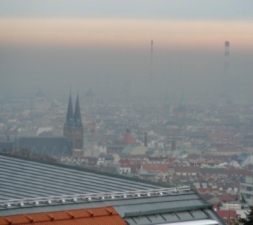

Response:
(0, 206), (127, 225)
(121, 144), (148, 155)
(0, 154), (161, 202)
(0, 153), (225, 225)
(15, 137), (72, 156)
(121, 144), (136, 154)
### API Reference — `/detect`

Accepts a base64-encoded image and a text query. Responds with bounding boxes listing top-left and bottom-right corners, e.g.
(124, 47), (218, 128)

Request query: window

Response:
(246, 186), (253, 191)
(246, 194), (252, 199)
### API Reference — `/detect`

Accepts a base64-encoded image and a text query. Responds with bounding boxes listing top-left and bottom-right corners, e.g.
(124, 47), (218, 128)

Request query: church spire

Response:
(74, 94), (83, 127)
(64, 94), (74, 127)
(179, 90), (185, 106)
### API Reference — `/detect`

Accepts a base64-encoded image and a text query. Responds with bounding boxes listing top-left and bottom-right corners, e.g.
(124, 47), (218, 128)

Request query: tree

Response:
(241, 194), (247, 204)
(244, 206), (253, 225)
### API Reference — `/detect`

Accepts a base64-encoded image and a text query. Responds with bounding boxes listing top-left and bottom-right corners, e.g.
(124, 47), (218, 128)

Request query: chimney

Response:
(171, 140), (176, 151)
(144, 132), (148, 147)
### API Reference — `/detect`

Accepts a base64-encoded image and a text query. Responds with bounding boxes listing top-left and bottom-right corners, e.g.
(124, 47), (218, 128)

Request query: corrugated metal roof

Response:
(0, 154), (161, 201)
(0, 206), (127, 225)
(0, 154), (226, 225)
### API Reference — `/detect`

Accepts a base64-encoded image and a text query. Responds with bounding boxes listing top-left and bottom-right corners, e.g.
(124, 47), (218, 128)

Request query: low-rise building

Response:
(240, 175), (253, 205)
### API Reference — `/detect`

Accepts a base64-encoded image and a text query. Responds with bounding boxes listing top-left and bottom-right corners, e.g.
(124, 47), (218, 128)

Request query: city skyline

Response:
(0, 1), (253, 102)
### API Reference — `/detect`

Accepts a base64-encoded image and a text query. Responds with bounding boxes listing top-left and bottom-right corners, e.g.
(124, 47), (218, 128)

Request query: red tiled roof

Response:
(197, 187), (218, 194)
(165, 157), (177, 164)
(120, 159), (131, 168)
(122, 131), (135, 144)
(141, 164), (168, 172)
(0, 207), (127, 225)
(225, 168), (252, 176)
(207, 132), (234, 140)
(175, 166), (200, 173)
(187, 154), (200, 160)
(203, 155), (231, 161)
(219, 194), (236, 202)
(217, 210), (237, 221)
(216, 146), (243, 152)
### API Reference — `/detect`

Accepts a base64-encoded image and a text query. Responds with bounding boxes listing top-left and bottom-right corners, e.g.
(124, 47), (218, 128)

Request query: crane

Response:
(84, 122), (96, 157)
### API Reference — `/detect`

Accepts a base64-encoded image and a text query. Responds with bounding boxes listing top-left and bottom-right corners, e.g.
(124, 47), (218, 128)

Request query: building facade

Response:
(240, 175), (253, 205)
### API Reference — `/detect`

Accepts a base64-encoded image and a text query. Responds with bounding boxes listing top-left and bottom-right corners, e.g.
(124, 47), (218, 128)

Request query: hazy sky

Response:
(1, 1), (252, 20)
(0, 1), (253, 103)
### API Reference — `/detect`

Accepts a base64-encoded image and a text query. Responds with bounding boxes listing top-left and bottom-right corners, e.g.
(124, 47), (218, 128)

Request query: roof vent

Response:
(174, 188), (179, 193)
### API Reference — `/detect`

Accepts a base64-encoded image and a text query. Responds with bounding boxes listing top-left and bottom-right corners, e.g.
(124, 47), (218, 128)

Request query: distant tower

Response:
(224, 41), (230, 75)
(150, 40), (153, 67)
(174, 91), (186, 119)
(222, 41), (230, 99)
(144, 132), (148, 147)
(150, 39), (154, 76)
(63, 94), (84, 156)
(171, 140), (176, 151)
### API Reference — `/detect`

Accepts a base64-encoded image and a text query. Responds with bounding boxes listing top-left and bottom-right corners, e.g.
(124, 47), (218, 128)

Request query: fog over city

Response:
(2, 2), (253, 224)
(0, 1), (253, 103)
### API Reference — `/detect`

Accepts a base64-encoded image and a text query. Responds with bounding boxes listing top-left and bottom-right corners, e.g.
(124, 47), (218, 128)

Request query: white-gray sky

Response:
(1, 1), (253, 20)
(0, 1), (253, 103)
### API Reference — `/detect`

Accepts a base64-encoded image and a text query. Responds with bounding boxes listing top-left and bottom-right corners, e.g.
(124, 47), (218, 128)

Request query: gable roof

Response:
(217, 210), (237, 220)
(175, 166), (200, 173)
(15, 137), (72, 156)
(142, 163), (168, 172)
(219, 194), (236, 203)
(224, 168), (252, 176)
(0, 206), (126, 225)
(120, 159), (131, 168)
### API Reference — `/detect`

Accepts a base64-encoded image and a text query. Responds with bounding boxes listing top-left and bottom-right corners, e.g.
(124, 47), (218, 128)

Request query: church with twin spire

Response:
(63, 94), (84, 156)
(7, 95), (84, 158)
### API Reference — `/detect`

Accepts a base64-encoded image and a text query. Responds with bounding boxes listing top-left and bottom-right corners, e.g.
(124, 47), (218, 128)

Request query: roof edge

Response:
(124, 204), (213, 218)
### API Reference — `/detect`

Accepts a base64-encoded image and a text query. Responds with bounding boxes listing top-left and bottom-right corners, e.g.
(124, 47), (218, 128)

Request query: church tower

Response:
(63, 94), (84, 156)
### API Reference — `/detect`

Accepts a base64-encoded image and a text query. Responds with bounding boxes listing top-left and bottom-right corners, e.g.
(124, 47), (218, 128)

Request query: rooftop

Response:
(0, 153), (225, 225)
(0, 206), (126, 225)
